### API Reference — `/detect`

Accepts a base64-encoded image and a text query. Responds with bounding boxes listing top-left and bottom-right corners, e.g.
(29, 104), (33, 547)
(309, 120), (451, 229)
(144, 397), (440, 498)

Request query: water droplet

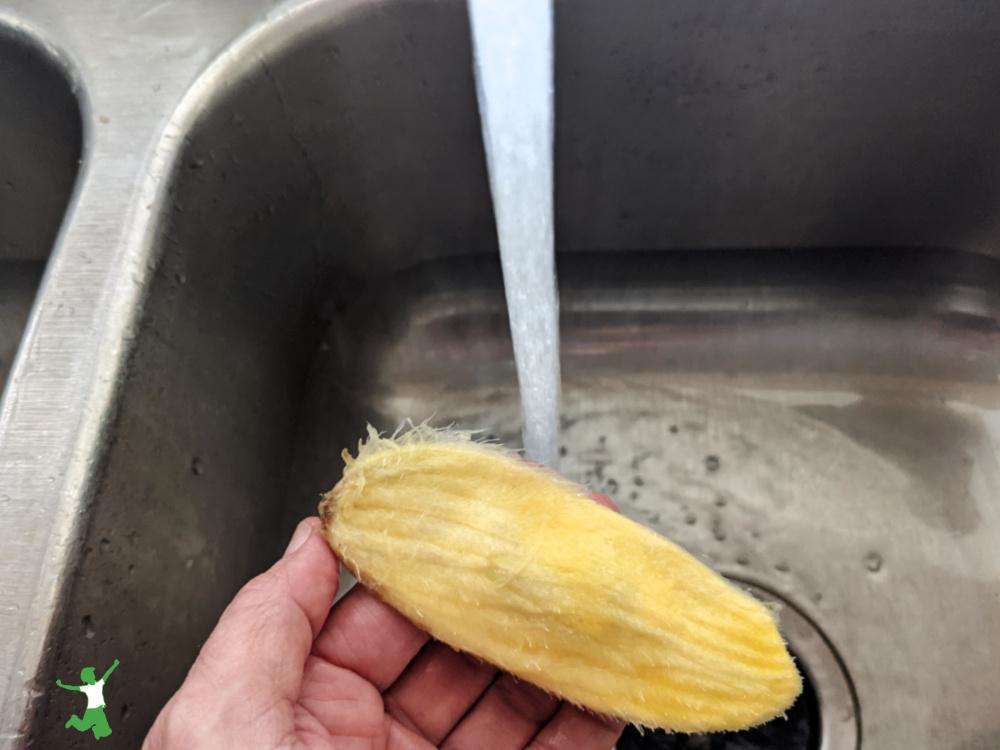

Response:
(714, 495), (727, 508)
(629, 491), (639, 501)
(127, 564), (136, 574)
(684, 512), (698, 525)
(191, 456), (204, 476)
(82, 615), (95, 639)
(185, 558), (195, 570)
(704, 455), (721, 473)
(99, 537), (110, 553)
(864, 551), (883, 573)
(121, 704), (132, 720)
(559, 445), (567, 457)
(669, 424), (679, 434)
(812, 592), (824, 604)
(750, 529), (761, 539)
(736, 554), (750, 566)
(775, 561), (790, 573)
(711, 517), (727, 542)
(633, 476), (645, 487)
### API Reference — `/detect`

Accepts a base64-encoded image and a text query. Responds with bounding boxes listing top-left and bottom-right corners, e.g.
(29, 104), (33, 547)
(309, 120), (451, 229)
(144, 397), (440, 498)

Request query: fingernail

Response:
(284, 521), (313, 556)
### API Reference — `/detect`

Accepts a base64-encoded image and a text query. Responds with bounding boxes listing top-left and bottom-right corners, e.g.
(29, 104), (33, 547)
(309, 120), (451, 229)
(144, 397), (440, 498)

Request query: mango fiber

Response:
(319, 425), (801, 732)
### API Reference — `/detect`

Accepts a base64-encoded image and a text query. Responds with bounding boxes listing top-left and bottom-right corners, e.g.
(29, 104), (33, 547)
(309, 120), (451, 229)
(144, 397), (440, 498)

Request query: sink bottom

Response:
(294, 249), (1000, 748)
(37, 248), (1000, 747)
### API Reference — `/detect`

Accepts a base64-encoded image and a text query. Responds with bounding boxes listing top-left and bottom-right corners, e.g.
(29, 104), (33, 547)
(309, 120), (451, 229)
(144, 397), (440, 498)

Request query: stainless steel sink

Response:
(303, 250), (1000, 750)
(4, 1), (1000, 748)
(0, 23), (81, 388)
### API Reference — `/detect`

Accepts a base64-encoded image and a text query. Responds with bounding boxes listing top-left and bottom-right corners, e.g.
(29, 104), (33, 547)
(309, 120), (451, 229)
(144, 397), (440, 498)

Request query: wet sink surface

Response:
(301, 251), (1000, 749)
(25, 0), (1000, 747)
(47, 244), (1000, 747)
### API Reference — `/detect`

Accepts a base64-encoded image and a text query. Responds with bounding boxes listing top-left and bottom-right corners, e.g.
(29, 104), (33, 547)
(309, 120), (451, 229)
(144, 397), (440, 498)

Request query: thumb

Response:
(185, 517), (340, 704)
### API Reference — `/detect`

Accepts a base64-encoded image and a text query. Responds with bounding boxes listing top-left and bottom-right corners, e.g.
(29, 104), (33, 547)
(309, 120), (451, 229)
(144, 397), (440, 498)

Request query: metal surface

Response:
(0, 1), (283, 746)
(306, 253), (1000, 749)
(2, 1), (1000, 748)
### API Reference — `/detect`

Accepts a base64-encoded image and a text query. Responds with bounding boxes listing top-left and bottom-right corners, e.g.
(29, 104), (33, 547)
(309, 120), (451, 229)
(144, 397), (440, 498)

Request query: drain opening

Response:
(616, 650), (820, 750)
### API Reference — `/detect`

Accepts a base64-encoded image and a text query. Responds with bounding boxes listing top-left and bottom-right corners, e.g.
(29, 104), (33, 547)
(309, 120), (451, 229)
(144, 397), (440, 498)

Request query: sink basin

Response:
(0, 24), (82, 389)
(25, 0), (1000, 747)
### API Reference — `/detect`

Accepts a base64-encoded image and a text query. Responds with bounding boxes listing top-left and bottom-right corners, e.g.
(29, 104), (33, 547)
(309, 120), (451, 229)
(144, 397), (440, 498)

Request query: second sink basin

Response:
(0, 23), (82, 390)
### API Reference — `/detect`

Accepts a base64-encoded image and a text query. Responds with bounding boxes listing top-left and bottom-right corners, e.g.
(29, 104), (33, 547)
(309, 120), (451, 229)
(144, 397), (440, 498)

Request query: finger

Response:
(590, 491), (618, 511)
(297, 655), (437, 750)
(385, 719), (442, 750)
(384, 642), (496, 743)
(185, 517), (339, 704)
(298, 656), (386, 742)
(527, 704), (624, 750)
(312, 584), (430, 689)
(441, 675), (560, 750)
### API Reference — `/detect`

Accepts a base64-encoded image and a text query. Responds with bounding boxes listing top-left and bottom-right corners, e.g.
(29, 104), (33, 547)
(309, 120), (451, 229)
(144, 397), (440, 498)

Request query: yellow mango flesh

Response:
(319, 428), (801, 731)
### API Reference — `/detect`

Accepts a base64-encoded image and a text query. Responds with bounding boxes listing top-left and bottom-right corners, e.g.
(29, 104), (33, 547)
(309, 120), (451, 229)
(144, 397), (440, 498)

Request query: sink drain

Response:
(615, 581), (859, 750)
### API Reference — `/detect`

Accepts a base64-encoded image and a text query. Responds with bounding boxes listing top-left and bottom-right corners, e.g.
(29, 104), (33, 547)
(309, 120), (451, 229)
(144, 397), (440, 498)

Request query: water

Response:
(468, 0), (561, 467)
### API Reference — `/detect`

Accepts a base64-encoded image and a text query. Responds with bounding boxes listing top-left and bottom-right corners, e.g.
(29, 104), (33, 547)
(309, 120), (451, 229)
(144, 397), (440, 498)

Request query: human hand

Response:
(144, 504), (624, 749)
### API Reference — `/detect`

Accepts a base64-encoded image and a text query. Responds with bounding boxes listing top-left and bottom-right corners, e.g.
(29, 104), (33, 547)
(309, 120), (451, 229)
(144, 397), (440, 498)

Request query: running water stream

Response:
(468, 0), (561, 467)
